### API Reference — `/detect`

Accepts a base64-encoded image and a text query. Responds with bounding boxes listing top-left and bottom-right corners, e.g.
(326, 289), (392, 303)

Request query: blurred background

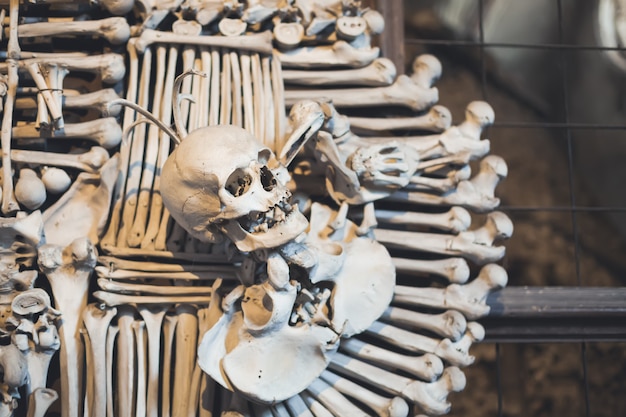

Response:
(373, 0), (626, 415)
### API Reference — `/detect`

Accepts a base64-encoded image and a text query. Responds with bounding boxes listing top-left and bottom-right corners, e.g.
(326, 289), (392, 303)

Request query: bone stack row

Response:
(0, 1), (127, 219)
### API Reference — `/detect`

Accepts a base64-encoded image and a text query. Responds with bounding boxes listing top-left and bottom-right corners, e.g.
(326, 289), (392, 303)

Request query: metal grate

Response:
(377, 0), (626, 415)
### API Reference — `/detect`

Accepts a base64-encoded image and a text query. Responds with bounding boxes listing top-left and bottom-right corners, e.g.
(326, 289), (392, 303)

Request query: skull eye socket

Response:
(260, 166), (276, 191)
(225, 169), (253, 197)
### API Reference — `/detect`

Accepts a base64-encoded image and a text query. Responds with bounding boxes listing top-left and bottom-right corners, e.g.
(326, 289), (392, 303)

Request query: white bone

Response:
(133, 321), (148, 417)
(198, 47), (211, 128)
(1, 13), (20, 214)
(276, 41), (379, 68)
(407, 165), (472, 193)
(97, 279), (213, 296)
(1, 54), (126, 84)
(118, 44), (153, 249)
(219, 17), (248, 37)
(284, 394), (314, 417)
(274, 22), (304, 50)
(299, 392), (334, 417)
(320, 370), (409, 417)
(82, 304), (117, 417)
(14, 168), (46, 210)
(106, 325), (119, 417)
(13, 118), (122, 149)
(172, 304), (198, 417)
(335, 15), (367, 40)
(188, 306), (212, 417)
(284, 75), (438, 112)
(364, 321), (474, 367)
(329, 353), (466, 415)
(349, 105), (451, 134)
(116, 307), (136, 417)
(10, 146), (109, 173)
(392, 257), (470, 284)
(458, 101), (495, 140)
(240, 52), (255, 134)
(98, 255), (235, 270)
(42, 64), (68, 130)
(40, 167), (71, 195)
(251, 52), (265, 141)
(26, 388), (58, 417)
(262, 56), (275, 149)
(230, 51), (243, 127)
(94, 291), (212, 306)
(160, 314), (177, 417)
(126, 45), (167, 249)
(220, 48), (232, 125)
(13, 88), (122, 115)
(16, 17), (130, 44)
(381, 306), (467, 341)
(374, 206), (471, 233)
(144, 44), (180, 250)
(410, 54), (442, 89)
(95, 266), (236, 280)
(37, 238), (96, 417)
(339, 338), (443, 382)
(25, 63), (64, 126)
(135, 29), (274, 54)
(9, 289), (60, 396)
(282, 57), (396, 87)
(208, 47), (221, 126)
(137, 305), (167, 417)
(374, 227), (505, 265)
(394, 263), (508, 320)
(388, 156), (508, 213)
(272, 56), (286, 151)
(306, 378), (368, 416)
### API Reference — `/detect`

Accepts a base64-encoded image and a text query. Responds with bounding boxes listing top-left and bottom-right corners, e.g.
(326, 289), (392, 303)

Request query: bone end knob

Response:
(15, 168), (46, 210)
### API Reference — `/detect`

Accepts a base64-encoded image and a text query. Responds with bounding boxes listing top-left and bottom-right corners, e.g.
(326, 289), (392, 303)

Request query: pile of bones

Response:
(0, 1), (512, 416)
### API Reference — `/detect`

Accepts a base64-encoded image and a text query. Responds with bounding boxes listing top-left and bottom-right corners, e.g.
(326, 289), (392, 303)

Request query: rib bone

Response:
(285, 75), (438, 111)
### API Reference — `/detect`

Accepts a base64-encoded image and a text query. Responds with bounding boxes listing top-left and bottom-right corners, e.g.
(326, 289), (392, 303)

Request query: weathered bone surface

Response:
(0, 3), (511, 417)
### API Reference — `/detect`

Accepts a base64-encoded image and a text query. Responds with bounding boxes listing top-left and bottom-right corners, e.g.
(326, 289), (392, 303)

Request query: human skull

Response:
(161, 125), (308, 252)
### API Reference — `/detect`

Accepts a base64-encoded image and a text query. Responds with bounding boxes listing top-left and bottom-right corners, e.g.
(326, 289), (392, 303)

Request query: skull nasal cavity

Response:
(260, 166), (277, 191)
(226, 169), (252, 197)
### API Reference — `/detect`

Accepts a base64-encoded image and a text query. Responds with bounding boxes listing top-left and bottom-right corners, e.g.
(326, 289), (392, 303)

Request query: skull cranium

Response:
(161, 125), (308, 252)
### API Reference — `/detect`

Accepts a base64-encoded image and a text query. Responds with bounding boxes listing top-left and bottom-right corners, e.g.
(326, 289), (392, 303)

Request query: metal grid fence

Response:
(376, 0), (626, 415)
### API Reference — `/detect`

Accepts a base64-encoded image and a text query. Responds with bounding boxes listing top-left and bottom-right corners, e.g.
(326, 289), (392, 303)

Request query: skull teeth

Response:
(241, 197), (295, 234)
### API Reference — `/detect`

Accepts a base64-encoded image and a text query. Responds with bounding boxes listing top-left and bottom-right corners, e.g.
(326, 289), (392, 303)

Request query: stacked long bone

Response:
(0, 0), (133, 415)
(0, 1), (512, 417)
